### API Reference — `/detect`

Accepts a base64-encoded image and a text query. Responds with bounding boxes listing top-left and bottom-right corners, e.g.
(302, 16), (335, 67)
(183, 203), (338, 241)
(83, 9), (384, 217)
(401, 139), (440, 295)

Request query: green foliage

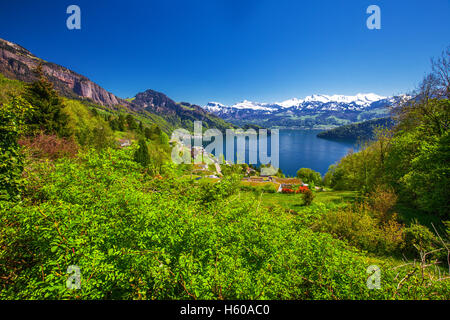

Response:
(159, 131), (169, 145)
(240, 183), (277, 194)
(24, 65), (70, 137)
(1, 148), (448, 299)
(198, 175), (240, 203)
(317, 117), (396, 142)
(133, 138), (150, 168)
(0, 96), (31, 200)
(0, 74), (24, 104)
(1, 48), (449, 301)
(302, 189), (315, 206)
(403, 222), (438, 256)
(311, 204), (405, 256)
(325, 51), (450, 219)
(63, 99), (115, 149)
(296, 168), (322, 186)
(323, 165), (336, 187)
(125, 114), (137, 130)
(144, 124), (162, 141)
(397, 130), (450, 217)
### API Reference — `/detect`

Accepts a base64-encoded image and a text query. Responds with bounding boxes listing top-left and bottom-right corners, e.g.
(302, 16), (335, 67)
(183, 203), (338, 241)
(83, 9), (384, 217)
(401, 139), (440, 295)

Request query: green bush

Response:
(302, 189), (315, 206)
(1, 148), (448, 300)
(240, 183), (277, 194)
(403, 222), (438, 257)
(0, 96), (31, 200)
(296, 168), (322, 186)
(312, 204), (405, 256)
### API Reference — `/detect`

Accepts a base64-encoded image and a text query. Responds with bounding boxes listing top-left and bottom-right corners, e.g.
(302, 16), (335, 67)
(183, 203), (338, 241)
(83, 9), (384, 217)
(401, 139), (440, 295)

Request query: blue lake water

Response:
(277, 129), (355, 177)
(208, 129), (356, 177)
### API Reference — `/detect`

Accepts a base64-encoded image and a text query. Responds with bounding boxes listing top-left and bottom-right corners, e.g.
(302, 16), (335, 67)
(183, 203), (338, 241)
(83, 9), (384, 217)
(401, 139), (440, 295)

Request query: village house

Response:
(118, 139), (131, 148)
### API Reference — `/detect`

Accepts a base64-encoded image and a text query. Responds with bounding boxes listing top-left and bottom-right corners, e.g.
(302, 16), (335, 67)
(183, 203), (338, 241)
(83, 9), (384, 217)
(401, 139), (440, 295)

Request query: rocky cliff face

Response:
(0, 38), (233, 131)
(0, 38), (128, 107)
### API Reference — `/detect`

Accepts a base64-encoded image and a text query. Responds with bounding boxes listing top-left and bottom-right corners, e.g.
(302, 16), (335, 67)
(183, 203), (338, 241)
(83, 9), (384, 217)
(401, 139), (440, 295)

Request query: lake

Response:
(212, 129), (356, 177)
(277, 129), (355, 177)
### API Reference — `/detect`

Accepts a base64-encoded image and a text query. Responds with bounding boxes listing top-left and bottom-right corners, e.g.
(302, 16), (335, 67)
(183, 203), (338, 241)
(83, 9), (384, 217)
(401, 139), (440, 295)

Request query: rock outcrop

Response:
(0, 38), (128, 107)
(0, 37), (233, 131)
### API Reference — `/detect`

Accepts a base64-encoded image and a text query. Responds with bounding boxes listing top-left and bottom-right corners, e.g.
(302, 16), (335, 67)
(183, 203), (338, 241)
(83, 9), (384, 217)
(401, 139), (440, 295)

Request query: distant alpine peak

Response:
(204, 93), (388, 112)
(205, 102), (228, 112)
(232, 100), (273, 111)
(279, 93), (387, 107)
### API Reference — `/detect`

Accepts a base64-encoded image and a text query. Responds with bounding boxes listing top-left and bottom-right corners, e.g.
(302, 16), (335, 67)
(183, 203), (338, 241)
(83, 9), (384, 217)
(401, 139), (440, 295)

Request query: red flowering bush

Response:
(282, 188), (295, 194)
(296, 186), (309, 194)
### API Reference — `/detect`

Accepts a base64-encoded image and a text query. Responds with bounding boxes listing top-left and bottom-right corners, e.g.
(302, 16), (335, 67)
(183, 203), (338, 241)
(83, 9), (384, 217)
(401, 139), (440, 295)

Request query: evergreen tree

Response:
(24, 63), (70, 137)
(144, 127), (152, 140)
(148, 124), (162, 140)
(126, 114), (137, 131)
(134, 138), (150, 167)
(117, 114), (126, 131)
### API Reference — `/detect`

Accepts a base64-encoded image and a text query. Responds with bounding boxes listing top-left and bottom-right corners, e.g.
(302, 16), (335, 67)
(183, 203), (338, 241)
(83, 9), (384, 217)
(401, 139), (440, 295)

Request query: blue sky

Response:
(0, 0), (449, 105)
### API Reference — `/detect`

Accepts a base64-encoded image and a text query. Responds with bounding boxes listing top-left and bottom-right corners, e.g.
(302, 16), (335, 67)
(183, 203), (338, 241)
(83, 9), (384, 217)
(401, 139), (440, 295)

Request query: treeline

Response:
(317, 117), (396, 142)
(324, 48), (450, 219)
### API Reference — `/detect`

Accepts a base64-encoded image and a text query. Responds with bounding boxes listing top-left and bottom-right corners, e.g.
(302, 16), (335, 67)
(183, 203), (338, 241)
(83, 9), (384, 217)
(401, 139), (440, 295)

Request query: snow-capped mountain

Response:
(203, 94), (408, 129)
(204, 93), (388, 113)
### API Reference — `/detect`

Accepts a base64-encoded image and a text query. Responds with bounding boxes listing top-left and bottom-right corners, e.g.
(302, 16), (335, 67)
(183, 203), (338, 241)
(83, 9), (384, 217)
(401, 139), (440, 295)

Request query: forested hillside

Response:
(317, 117), (396, 142)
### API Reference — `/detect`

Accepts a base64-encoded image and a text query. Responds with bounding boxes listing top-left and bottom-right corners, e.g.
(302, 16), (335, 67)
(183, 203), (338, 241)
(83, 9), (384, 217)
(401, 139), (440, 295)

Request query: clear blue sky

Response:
(0, 0), (449, 105)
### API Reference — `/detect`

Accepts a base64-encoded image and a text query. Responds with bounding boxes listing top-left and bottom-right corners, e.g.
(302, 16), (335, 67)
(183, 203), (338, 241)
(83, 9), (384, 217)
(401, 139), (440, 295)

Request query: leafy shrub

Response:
(0, 148), (448, 299)
(312, 204), (405, 255)
(368, 185), (398, 222)
(63, 99), (115, 149)
(403, 222), (438, 257)
(296, 168), (322, 186)
(302, 189), (315, 206)
(0, 96), (31, 200)
(199, 175), (240, 203)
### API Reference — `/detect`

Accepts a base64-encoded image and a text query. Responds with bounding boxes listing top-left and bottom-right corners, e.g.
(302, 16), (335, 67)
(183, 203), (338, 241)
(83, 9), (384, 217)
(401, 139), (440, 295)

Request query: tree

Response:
(134, 138), (150, 168)
(327, 48), (450, 217)
(159, 131), (169, 145)
(296, 168), (322, 185)
(150, 125), (162, 140)
(90, 126), (114, 150)
(144, 127), (152, 140)
(117, 114), (126, 131)
(126, 114), (137, 131)
(24, 64), (70, 137)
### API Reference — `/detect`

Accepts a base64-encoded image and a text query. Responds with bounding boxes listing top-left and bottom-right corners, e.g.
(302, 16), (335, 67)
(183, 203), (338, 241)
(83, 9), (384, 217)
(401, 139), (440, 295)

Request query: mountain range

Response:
(204, 94), (408, 129)
(0, 37), (407, 131)
(0, 38), (233, 132)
